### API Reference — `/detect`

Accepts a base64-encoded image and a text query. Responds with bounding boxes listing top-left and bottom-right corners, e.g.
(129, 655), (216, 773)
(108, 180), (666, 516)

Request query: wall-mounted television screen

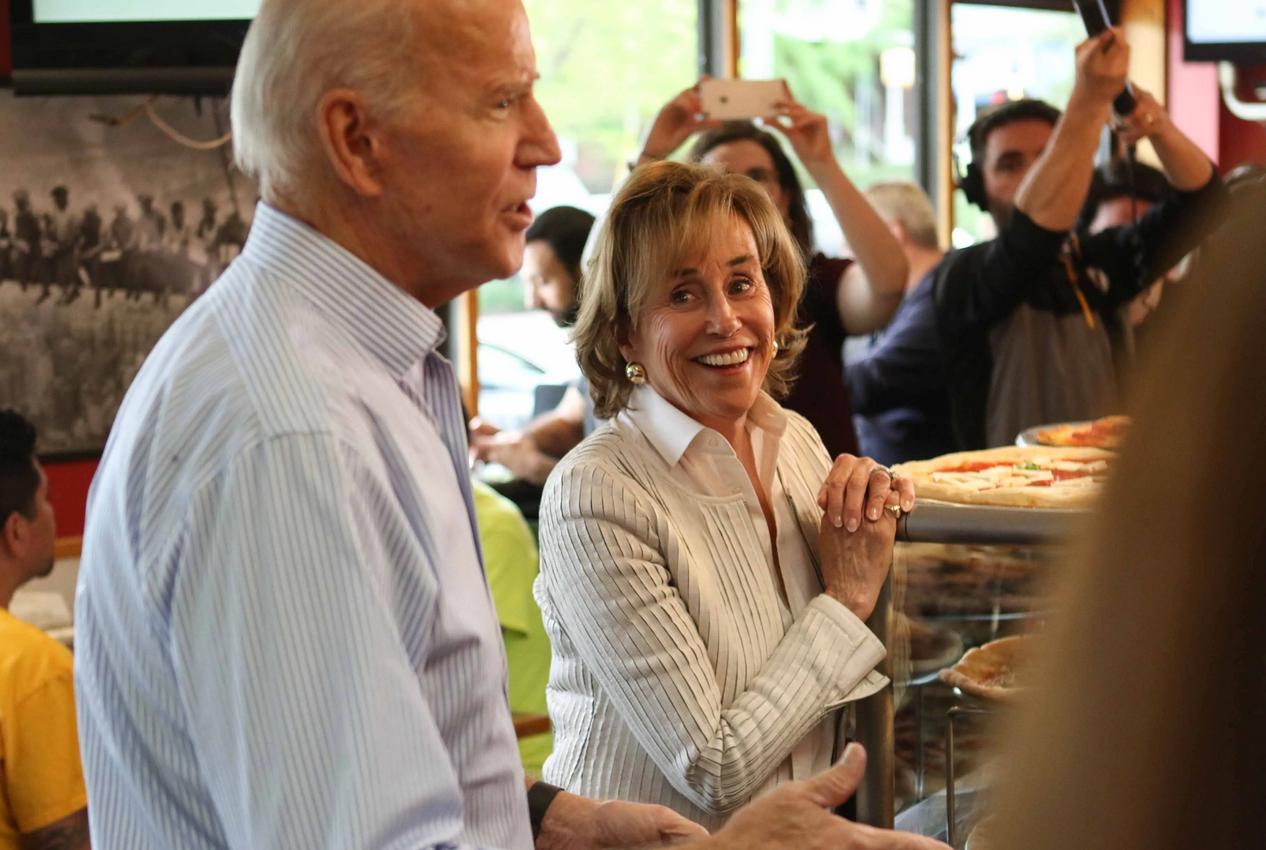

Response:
(10, 0), (260, 95)
(1184, 0), (1266, 64)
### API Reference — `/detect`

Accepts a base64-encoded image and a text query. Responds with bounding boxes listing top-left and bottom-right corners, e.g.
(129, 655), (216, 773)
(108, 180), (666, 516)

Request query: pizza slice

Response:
(1035, 414), (1131, 450)
(939, 634), (1033, 702)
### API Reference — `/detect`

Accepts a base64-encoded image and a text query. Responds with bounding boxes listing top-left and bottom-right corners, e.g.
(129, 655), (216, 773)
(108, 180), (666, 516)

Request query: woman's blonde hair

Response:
(574, 160), (807, 419)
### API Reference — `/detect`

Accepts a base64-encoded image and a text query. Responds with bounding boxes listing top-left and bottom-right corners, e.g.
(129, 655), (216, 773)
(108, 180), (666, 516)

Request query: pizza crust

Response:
(938, 634), (1033, 701)
(894, 446), (1114, 508)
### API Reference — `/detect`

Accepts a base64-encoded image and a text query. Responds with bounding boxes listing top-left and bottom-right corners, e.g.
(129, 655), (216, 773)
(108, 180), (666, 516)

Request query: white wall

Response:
(23, 557), (79, 617)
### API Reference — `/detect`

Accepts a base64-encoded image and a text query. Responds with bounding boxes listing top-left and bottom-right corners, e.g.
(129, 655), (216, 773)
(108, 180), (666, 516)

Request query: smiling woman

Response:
(534, 161), (915, 829)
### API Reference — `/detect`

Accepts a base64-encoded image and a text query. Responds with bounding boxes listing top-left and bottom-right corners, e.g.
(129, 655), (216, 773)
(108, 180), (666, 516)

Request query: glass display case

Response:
(855, 504), (1085, 846)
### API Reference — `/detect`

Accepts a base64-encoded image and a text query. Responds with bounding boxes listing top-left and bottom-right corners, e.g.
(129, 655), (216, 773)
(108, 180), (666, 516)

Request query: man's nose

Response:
(520, 96), (561, 169)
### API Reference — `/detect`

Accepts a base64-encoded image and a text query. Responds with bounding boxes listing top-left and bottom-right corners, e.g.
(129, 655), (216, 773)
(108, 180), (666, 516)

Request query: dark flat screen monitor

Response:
(9, 0), (258, 95)
(1183, 0), (1266, 64)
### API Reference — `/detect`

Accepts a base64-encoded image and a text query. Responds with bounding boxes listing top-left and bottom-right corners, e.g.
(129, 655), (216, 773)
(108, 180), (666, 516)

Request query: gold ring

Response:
(885, 503), (903, 518)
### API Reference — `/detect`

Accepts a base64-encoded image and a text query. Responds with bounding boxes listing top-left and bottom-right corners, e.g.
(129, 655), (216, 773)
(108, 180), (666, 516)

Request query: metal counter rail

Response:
(855, 573), (895, 827)
(896, 501), (1089, 545)
(852, 501), (1089, 830)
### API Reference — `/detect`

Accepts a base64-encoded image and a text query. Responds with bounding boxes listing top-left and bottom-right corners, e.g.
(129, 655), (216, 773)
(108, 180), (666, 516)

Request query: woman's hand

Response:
(815, 455), (911, 621)
(766, 89), (836, 171)
(816, 455), (915, 532)
(817, 502), (897, 621)
(640, 78), (722, 163)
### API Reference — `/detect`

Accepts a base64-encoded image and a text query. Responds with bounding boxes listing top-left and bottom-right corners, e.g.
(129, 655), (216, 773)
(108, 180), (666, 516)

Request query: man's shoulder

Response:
(0, 611), (74, 701)
(473, 480), (533, 543)
(125, 260), (371, 445)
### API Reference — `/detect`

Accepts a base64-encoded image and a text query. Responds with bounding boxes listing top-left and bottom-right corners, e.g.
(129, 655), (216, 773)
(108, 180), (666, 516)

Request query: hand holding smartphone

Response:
(699, 79), (786, 121)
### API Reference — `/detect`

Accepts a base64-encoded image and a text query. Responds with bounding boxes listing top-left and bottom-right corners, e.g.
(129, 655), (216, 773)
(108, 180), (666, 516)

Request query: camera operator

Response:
(934, 28), (1222, 449)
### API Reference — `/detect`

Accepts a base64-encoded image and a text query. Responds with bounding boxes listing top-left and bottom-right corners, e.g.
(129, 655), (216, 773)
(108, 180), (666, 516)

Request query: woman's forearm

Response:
(807, 159), (907, 334)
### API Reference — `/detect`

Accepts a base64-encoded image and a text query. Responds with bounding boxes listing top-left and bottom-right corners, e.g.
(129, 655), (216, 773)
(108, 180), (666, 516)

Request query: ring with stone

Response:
(885, 503), (903, 518)
(870, 465), (897, 483)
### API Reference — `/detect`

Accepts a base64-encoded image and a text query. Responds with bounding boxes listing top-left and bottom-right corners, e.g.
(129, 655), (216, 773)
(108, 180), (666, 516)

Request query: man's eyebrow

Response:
(493, 70), (541, 91)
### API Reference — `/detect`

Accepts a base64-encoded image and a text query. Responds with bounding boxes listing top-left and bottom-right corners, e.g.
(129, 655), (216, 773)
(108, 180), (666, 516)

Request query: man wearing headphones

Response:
(935, 28), (1221, 449)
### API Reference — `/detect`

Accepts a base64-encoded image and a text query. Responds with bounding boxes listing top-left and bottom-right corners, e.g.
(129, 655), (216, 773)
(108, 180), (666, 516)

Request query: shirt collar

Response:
(623, 384), (788, 468)
(241, 202), (445, 381)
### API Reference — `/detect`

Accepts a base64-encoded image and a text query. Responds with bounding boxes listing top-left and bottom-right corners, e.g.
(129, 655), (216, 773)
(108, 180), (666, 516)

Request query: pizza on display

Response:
(1034, 414), (1131, 450)
(894, 446), (1114, 508)
(938, 634), (1033, 702)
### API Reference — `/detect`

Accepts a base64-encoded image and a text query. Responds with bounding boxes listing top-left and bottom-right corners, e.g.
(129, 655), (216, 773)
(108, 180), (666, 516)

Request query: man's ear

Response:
(315, 88), (386, 198)
(1, 511), (23, 559)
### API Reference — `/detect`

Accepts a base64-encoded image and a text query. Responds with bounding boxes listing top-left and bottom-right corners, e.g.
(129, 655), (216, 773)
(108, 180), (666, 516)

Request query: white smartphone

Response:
(699, 79), (785, 121)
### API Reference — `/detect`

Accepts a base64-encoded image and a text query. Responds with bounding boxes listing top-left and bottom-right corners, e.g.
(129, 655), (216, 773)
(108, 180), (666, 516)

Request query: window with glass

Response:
(737, 0), (916, 257)
(475, 0), (698, 430)
(950, 3), (1083, 245)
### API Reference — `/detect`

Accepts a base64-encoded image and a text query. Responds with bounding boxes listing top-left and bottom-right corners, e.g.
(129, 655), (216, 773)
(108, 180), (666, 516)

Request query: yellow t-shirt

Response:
(472, 480), (553, 776)
(0, 608), (87, 848)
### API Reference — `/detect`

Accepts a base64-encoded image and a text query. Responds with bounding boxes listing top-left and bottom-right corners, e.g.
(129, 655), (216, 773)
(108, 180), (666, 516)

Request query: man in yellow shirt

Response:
(472, 479), (553, 776)
(0, 410), (89, 850)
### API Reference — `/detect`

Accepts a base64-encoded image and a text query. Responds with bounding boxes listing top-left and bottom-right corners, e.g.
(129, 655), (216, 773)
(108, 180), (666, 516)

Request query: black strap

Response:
(527, 781), (564, 841)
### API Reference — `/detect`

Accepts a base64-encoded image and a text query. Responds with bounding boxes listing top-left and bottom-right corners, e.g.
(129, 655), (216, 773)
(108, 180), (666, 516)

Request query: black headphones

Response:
(956, 151), (988, 212)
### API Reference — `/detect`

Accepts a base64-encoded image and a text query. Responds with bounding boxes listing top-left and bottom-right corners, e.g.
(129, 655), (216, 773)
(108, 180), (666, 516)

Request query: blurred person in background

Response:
(470, 206), (597, 484)
(636, 81), (908, 459)
(1076, 160), (1175, 333)
(985, 166), (1266, 850)
(0, 409), (90, 850)
(847, 180), (955, 465)
(12, 191), (40, 293)
(934, 28), (1221, 450)
(47, 186), (80, 305)
(473, 474), (554, 775)
(0, 208), (12, 282)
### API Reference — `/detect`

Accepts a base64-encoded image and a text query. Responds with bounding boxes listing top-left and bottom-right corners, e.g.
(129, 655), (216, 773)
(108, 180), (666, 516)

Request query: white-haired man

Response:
(74, 2), (948, 850)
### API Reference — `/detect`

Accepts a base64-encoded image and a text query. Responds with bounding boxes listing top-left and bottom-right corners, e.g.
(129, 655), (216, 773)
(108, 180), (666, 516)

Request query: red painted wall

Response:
(46, 459), (96, 538)
(0, 0), (10, 78)
(1167, 0), (1266, 171)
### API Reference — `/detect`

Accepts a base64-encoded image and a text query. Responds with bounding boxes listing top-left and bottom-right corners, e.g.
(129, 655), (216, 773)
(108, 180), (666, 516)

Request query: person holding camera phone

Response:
(634, 79), (908, 459)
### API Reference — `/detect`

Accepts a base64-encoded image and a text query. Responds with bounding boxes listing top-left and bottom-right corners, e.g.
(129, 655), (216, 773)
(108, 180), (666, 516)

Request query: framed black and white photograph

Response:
(0, 92), (255, 456)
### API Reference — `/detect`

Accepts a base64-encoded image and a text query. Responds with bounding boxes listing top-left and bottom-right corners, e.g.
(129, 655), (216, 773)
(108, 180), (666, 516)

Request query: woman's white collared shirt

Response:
(535, 385), (887, 828)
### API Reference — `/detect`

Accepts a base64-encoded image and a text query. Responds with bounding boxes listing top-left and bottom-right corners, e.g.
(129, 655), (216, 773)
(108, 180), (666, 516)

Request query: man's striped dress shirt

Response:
(74, 203), (532, 850)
